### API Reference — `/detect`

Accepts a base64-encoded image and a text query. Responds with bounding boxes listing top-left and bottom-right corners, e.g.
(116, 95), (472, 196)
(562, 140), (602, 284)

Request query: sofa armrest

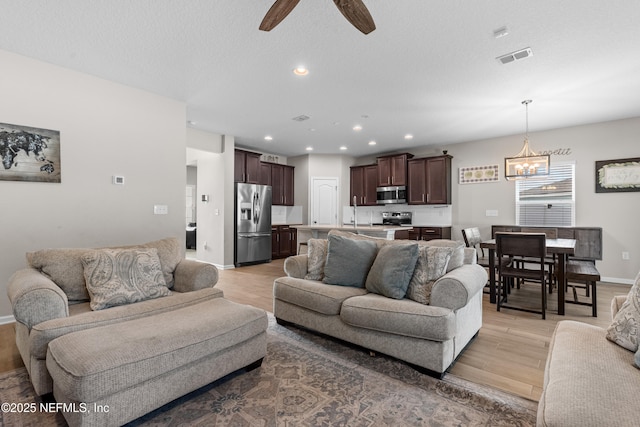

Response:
(430, 264), (488, 311)
(173, 259), (218, 292)
(284, 255), (308, 279)
(7, 268), (69, 330)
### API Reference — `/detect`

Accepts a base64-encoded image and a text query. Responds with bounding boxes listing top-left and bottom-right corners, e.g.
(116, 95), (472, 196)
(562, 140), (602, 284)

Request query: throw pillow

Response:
(424, 239), (465, 272)
(323, 234), (378, 288)
(406, 246), (453, 305)
(606, 272), (640, 351)
(365, 243), (419, 299)
(82, 248), (171, 311)
(328, 229), (387, 249)
(305, 238), (328, 280)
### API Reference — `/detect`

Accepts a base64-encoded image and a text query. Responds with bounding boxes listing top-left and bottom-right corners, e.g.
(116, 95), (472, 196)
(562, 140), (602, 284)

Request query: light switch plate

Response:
(153, 205), (168, 215)
(112, 175), (125, 185)
(486, 210), (499, 217)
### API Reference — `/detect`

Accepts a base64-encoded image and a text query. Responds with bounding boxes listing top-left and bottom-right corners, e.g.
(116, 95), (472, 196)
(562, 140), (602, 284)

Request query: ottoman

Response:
(46, 298), (268, 427)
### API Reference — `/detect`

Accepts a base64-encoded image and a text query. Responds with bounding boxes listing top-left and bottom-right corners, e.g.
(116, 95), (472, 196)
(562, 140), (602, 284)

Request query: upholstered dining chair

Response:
(496, 232), (548, 319)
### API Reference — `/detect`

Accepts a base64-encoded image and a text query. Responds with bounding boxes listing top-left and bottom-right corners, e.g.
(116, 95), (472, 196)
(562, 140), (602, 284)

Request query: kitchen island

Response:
(296, 225), (412, 249)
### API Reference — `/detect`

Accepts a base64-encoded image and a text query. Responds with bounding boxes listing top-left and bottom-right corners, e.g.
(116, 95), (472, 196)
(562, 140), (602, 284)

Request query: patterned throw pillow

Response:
(305, 239), (328, 281)
(81, 248), (171, 311)
(606, 272), (640, 351)
(406, 246), (453, 305)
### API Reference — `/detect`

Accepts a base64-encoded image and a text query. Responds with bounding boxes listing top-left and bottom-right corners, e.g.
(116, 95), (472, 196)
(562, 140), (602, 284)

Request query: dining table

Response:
(480, 237), (577, 315)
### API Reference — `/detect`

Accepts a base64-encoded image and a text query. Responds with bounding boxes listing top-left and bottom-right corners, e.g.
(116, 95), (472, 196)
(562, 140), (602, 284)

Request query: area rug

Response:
(0, 316), (537, 426)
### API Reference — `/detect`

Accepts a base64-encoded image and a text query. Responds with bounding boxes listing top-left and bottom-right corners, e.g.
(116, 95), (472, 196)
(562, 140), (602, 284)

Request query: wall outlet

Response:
(622, 251), (630, 260)
(486, 210), (499, 217)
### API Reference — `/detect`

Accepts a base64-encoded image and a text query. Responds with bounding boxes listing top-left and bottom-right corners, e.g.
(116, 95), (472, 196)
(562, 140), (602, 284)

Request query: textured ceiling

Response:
(1, 0), (639, 157)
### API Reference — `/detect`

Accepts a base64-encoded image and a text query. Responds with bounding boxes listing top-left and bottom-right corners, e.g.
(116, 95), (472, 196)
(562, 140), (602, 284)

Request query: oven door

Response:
(376, 186), (407, 204)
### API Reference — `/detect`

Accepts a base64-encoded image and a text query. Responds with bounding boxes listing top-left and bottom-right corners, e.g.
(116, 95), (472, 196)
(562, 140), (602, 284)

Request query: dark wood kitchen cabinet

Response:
(272, 225), (297, 259)
(263, 162), (294, 206)
(350, 164), (378, 206)
(377, 153), (413, 187)
(407, 155), (452, 205)
(234, 149), (261, 183)
(406, 227), (452, 241)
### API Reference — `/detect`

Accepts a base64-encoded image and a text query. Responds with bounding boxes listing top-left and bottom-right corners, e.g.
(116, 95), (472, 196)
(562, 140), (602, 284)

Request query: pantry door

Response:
(310, 177), (338, 225)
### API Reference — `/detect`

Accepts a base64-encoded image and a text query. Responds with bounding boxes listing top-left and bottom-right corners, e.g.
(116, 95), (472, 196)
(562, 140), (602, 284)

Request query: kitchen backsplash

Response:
(272, 205), (303, 224)
(342, 204), (452, 226)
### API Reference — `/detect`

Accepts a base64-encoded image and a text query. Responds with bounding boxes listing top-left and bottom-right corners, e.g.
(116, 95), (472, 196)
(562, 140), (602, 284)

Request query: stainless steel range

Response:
(381, 211), (412, 226)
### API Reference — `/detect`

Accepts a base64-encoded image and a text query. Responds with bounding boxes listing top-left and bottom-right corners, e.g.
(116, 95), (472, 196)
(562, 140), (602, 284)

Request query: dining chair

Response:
(518, 227), (557, 291)
(461, 227), (489, 267)
(496, 232), (548, 319)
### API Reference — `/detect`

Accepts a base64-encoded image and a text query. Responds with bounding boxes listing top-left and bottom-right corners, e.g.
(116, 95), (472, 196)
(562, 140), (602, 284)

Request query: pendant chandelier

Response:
(504, 100), (550, 180)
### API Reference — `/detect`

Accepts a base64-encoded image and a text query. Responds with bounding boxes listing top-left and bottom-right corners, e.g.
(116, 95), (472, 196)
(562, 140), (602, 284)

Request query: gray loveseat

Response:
(8, 237), (222, 396)
(273, 231), (488, 377)
(537, 271), (640, 427)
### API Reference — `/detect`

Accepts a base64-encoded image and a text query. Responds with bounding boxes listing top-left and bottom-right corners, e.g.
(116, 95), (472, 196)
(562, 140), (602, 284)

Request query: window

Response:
(515, 162), (575, 227)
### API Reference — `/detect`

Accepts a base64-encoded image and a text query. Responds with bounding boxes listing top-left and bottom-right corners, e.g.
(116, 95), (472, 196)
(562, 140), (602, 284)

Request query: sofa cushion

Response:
(82, 248), (171, 311)
(365, 243), (419, 299)
(26, 248), (94, 302)
(538, 320), (639, 427)
(305, 239), (328, 281)
(606, 271), (640, 351)
(406, 246), (453, 305)
(323, 234), (378, 288)
(29, 287), (223, 359)
(424, 240), (465, 272)
(274, 276), (368, 315)
(340, 294), (455, 341)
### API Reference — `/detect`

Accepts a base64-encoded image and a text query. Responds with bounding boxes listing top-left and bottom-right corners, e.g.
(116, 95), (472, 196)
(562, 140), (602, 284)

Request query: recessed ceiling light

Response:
(339, 146), (347, 150)
(306, 146), (313, 151)
(353, 125), (362, 131)
(308, 128), (316, 132)
(404, 134), (414, 140)
(293, 66), (309, 76)
(368, 141), (377, 146)
(264, 135), (273, 141)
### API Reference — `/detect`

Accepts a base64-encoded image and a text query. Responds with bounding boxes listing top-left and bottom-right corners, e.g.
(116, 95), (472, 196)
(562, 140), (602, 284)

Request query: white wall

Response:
(431, 117), (640, 284)
(0, 50), (186, 318)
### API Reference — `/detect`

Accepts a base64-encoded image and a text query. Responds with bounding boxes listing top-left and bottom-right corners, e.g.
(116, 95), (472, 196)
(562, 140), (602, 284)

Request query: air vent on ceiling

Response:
(291, 115), (311, 122)
(496, 47), (533, 65)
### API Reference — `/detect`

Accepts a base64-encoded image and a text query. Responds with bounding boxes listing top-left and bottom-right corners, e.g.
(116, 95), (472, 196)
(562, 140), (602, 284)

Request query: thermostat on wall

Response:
(113, 175), (125, 185)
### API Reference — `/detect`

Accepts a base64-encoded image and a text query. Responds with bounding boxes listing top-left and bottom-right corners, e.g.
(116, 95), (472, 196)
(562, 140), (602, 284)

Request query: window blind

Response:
(516, 162), (575, 227)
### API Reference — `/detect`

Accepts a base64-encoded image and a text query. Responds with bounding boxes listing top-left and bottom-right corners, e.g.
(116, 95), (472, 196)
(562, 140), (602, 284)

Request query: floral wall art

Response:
(459, 164), (499, 184)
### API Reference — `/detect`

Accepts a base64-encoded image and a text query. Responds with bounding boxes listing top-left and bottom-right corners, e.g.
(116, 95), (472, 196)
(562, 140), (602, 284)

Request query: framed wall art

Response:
(459, 164), (499, 184)
(0, 122), (61, 183)
(595, 157), (640, 193)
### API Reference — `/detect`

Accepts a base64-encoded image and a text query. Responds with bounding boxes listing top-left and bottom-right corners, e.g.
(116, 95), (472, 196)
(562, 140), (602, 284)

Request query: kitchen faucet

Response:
(353, 196), (357, 228)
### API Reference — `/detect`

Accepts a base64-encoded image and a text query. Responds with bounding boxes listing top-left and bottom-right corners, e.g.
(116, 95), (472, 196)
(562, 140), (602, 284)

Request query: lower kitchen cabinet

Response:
(406, 227), (452, 241)
(272, 225), (297, 259)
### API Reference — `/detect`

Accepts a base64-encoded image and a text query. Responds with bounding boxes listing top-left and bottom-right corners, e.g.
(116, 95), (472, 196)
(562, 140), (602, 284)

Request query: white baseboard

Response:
(215, 264), (236, 270)
(601, 276), (635, 286)
(0, 315), (15, 325)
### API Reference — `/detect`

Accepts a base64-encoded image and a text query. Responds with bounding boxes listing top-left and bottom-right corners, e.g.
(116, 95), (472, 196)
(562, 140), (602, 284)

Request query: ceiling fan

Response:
(259, 0), (376, 35)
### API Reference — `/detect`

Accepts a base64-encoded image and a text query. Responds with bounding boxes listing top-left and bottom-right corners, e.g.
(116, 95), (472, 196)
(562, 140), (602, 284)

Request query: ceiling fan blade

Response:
(259, 0), (301, 31)
(333, 0), (376, 34)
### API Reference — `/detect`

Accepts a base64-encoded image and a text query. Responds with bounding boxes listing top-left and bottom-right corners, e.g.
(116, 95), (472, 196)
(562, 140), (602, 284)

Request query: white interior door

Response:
(311, 177), (338, 225)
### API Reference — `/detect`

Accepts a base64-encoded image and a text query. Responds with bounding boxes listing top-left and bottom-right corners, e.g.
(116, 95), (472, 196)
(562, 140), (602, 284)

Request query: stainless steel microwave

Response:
(376, 186), (406, 204)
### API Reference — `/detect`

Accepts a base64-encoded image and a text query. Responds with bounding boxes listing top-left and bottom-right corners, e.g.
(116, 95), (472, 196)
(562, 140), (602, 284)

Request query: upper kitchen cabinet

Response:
(234, 149), (261, 183)
(350, 164), (378, 206)
(377, 153), (413, 187)
(407, 155), (452, 205)
(268, 163), (295, 206)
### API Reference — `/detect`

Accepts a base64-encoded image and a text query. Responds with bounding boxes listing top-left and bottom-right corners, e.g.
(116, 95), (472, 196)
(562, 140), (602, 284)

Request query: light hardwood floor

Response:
(1, 258), (630, 402)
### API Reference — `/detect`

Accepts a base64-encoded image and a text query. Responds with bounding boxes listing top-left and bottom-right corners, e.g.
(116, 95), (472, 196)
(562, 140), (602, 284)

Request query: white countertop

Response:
(296, 225), (412, 231)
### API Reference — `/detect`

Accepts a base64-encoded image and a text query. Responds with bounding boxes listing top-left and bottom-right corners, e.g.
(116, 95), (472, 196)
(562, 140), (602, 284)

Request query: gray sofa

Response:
(538, 272), (640, 427)
(273, 231), (488, 377)
(7, 237), (221, 396)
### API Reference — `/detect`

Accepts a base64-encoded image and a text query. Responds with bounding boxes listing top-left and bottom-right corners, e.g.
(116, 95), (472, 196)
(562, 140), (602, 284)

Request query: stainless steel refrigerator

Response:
(234, 183), (272, 267)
